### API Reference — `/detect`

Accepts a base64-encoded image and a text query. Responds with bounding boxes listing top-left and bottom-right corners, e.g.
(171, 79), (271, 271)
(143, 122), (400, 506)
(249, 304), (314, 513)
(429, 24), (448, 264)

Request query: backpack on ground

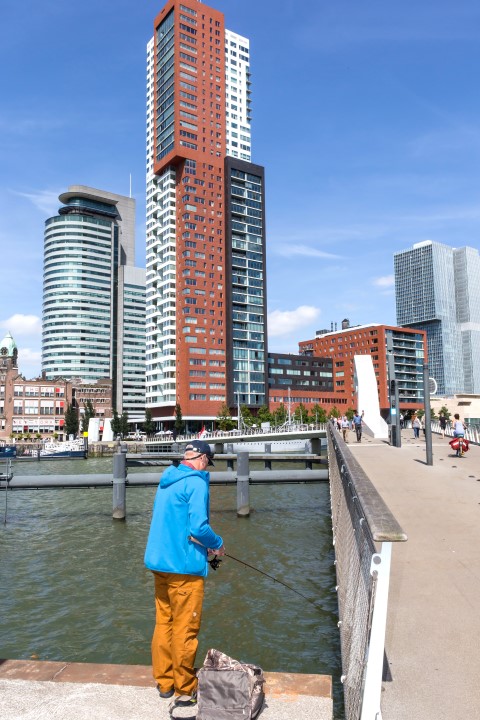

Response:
(196, 648), (265, 720)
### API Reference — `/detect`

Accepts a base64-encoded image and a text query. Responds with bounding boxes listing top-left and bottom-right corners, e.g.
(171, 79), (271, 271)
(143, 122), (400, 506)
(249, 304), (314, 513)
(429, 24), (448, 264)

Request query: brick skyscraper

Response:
(145, 0), (267, 431)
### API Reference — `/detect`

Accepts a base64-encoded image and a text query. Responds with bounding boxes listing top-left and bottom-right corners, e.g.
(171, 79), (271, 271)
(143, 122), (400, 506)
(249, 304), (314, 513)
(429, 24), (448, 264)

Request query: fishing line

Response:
(208, 552), (318, 609)
(189, 535), (319, 608)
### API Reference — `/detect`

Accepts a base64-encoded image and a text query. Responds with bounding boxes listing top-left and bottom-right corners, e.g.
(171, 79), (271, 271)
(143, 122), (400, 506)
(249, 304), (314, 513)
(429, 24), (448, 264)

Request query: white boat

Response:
(228, 439), (311, 453)
(40, 439), (86, 458)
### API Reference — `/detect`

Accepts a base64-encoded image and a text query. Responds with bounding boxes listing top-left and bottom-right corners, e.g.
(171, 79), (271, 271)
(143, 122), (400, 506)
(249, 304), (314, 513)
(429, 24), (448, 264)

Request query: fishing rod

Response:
(189, 536), (318, 608)
(210, 552), (318, 608)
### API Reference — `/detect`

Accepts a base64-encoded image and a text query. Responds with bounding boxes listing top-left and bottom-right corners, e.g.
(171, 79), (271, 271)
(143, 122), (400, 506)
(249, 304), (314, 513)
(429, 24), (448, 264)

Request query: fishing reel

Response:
(208, 555), (223, 571)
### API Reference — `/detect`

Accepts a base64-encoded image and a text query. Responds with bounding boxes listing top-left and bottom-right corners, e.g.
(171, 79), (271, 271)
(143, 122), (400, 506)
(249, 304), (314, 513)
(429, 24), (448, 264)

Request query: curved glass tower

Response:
(42, 186), (145, 417)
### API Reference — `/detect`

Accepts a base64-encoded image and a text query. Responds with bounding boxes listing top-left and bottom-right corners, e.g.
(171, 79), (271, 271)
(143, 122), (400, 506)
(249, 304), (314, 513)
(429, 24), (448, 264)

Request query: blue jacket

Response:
(144, 463), (223, 577)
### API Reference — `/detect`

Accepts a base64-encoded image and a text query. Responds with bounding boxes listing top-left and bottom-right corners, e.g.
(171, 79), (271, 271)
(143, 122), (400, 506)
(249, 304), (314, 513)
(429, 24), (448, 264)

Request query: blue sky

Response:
(2, 0), (480, 377)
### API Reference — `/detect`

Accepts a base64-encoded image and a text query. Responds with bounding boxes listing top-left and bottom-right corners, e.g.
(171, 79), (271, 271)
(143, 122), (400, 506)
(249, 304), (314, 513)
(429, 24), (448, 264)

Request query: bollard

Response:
(112, 444), (127, 520)
(264, 443), (272, 470)
(236, 451), (250, 517)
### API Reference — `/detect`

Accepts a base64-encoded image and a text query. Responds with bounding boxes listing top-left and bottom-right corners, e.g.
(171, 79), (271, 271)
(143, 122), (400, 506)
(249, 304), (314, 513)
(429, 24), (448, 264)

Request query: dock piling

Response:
(112, 443), (127, 520)
(226, 443), (234, 470)
(264, 443), (272, 470)
(236, 451), (250, 517)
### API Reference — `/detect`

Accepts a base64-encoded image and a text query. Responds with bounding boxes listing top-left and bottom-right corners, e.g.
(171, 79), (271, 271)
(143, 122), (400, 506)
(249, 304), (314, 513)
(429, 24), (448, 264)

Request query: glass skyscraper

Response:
(394, 240), (480, 395)
(42, 186), (145, 418)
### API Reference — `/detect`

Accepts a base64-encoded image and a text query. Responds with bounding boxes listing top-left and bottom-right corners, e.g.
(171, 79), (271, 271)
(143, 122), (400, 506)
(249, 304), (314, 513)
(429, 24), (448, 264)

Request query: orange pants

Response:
(151, 572), (205, 696)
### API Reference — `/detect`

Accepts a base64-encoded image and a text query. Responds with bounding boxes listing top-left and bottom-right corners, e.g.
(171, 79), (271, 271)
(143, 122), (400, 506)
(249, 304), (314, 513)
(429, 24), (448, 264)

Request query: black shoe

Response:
(169, 694), (197, 719)
(157, 685), (174, 699)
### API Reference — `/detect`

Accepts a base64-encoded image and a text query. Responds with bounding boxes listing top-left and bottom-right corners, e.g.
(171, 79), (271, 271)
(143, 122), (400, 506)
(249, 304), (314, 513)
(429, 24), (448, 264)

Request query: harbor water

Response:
(0, 457), (343, 715)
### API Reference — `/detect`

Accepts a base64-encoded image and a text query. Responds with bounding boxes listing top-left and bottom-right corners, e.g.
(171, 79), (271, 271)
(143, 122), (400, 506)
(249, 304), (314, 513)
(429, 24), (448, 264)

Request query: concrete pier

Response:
(0, 660), (333, 720)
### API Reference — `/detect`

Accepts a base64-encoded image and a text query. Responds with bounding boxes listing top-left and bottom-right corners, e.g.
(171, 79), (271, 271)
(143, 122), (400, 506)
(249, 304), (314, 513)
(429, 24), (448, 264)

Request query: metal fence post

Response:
(113, 443), (127, 520)
(423, 363), (433, 465)
(236, 451), (250, 517)
(360, 542), (392, 720)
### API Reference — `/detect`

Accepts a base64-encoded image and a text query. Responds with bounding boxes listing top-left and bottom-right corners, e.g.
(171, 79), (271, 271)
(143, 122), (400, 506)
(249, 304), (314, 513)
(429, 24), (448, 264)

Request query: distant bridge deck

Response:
(145, 424), (328, 450)
(347, 428), (480, 720)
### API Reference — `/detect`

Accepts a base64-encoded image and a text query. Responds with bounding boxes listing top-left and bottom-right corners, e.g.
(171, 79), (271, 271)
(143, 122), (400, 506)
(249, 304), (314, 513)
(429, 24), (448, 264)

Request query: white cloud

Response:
(275, 243), (342, 260)
(18, 348), (42, 363)
(372, 275), (395, 288)
(12, 189), (61, 216)
(268, 305), (320, 337)
(17, 348), (42, 380)
(0, 314), (42, 336)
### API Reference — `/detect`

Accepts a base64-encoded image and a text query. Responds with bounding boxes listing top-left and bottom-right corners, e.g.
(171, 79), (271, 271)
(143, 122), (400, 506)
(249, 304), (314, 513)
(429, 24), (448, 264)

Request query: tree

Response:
(120, 411), (129, 438)
(81, 399), (95, 434)
(346, 407), (355, 421)
(64, 403), (79, 437)
(174, 404), (185, 436)
(111, 410), (121, 437)
(293, 402), (308, 424)
(329, 406), (340, 419)
(417, 408), (425, 420)
(216, 403), (236, 431)
(272, 403), (287, 427)
(430, 406), (437, 420)
(240, 404), (254, 428)
(256, 405), (272, 425)
(311, 404), (327, 424)
(439, 405), (451, 422)
(144, 408), (155, 436)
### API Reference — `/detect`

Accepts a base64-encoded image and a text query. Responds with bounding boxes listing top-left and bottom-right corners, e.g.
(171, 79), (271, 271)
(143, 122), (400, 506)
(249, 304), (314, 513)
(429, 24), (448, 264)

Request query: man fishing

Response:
(144, 440), (225, 719)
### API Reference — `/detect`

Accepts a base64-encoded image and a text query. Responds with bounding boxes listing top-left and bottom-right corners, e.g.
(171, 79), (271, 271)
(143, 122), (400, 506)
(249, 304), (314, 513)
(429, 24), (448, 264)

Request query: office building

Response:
(298, 322), (427, 416)
(145, 0), (267, 430)
(42, 186), (145, 418)
(394, 241), (480, 395)
(268, 353), (338, 414)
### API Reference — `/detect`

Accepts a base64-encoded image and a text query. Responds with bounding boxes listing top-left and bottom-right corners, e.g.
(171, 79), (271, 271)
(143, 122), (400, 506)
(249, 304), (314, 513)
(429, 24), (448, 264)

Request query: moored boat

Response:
(40, 439), (87, 458)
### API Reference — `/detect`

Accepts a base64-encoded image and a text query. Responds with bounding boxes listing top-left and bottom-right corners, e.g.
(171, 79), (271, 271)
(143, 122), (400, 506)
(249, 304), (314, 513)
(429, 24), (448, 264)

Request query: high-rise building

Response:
(145, 0), (267, 431)
(42, 186), (146, 419)
(394, 240), (480, 395)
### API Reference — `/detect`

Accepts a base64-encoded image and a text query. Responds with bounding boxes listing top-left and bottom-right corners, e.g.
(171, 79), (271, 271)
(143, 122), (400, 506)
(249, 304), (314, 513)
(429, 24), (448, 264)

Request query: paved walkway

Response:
(0, 660), (332, 720)
(348, 430), (480, 720)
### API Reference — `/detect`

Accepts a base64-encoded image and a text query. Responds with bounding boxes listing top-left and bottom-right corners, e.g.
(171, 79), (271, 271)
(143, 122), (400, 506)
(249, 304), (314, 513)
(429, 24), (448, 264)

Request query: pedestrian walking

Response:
(353, 411), (363, 442)
(439, 413), (447, 438)
(412, 414), (422, 439)
(341, 415), (349, 442)
(144, 440), (225, 717)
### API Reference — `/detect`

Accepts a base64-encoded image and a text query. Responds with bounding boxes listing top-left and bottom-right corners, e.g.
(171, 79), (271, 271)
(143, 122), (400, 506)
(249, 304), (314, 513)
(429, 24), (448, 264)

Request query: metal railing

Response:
(144, 422), (328, 444)
(327, 425), (407, 720)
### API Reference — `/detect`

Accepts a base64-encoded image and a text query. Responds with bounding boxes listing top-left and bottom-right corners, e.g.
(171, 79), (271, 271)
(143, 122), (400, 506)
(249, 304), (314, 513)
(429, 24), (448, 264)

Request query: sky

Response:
(2, 0), (480, 378)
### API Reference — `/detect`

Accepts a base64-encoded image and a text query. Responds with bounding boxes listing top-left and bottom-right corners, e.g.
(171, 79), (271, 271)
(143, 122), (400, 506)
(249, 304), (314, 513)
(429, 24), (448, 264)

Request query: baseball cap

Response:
(184, 440), (215, 466)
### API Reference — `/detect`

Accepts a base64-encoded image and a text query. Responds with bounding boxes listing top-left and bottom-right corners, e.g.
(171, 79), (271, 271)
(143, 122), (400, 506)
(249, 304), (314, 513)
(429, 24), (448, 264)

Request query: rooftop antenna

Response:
(129, 174), (132, 198)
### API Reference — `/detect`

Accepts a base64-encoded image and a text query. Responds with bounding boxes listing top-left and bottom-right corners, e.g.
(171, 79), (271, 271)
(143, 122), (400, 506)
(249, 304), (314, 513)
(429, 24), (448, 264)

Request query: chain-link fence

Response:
(328, 425), (407, 720)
